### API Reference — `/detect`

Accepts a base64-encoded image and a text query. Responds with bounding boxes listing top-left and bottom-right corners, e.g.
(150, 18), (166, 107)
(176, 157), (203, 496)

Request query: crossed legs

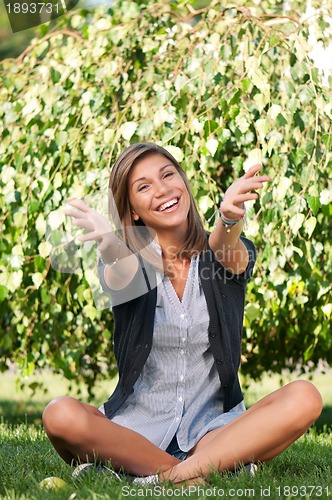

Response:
(42, 398), (181, 476)
(161, 380), (322, 482)
(42, 380), (322, 483)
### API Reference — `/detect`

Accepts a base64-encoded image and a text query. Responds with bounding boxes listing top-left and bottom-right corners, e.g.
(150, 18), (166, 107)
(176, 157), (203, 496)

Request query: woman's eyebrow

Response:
(131, 164), (175, 187)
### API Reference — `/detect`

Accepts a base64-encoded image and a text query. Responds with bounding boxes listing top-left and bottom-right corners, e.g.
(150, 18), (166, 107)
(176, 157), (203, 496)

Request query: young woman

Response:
(42, 143), (322, 485)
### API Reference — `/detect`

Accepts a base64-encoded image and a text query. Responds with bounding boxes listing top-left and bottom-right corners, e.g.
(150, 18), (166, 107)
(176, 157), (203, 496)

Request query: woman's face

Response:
(128, 153), (190, 235)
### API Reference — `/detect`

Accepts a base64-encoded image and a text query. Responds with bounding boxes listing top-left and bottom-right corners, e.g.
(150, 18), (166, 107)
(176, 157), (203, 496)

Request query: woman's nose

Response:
(155, 179), (170, 196)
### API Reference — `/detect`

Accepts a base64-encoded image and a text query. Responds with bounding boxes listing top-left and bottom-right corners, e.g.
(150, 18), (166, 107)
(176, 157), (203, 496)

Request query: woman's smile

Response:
(155, 196), (181, 213)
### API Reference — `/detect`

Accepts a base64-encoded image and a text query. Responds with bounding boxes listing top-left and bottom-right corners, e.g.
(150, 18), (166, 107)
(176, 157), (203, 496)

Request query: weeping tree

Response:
(0, 0), (331, 395)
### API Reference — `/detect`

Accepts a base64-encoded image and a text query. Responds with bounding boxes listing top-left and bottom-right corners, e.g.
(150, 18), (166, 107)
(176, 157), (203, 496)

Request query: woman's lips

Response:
(156, 197), (180, 213)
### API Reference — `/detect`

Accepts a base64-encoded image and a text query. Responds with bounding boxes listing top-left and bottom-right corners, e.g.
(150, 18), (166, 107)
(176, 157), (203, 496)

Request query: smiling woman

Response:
(107, 143), (208, 274)
(42, 142), (322, 486)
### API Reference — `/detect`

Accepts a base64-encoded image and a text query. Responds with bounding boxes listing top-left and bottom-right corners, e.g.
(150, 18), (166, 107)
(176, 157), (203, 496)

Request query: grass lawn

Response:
(1, 368), (332, 499)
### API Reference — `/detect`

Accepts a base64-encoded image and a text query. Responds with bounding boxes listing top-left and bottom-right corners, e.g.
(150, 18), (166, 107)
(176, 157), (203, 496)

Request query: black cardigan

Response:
(99, 236), (256, 420)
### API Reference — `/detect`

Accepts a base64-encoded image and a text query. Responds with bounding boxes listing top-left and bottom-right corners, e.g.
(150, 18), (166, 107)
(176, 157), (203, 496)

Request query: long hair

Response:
(108, 143), (207, 274)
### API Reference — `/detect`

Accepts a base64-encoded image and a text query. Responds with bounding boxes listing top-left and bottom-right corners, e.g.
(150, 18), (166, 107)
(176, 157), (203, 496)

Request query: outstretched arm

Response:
(209, 164), (270, 274)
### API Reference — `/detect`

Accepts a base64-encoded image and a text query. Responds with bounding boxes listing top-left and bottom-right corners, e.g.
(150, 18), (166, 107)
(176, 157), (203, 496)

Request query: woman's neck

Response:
(155, 235), (186, 262)
(154, 224), (188, 262)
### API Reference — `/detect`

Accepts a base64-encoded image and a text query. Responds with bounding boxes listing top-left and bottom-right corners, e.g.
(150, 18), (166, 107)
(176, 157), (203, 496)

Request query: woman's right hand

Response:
(64, 199), (119, 258)
(65, 199), (137, 288)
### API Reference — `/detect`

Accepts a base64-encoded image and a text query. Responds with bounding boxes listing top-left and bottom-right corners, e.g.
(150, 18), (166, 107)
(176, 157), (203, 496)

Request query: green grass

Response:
(1, 369), (332, 499)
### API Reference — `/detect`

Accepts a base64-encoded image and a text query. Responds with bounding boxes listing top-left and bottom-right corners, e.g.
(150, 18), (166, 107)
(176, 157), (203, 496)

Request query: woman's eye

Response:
(138, 184), (148, 192)
(164, 172), (174, 178)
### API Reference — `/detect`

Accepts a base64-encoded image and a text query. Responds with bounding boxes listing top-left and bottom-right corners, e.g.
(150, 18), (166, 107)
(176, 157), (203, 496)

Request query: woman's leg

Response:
(161, 381), (322, 483)
(42, 396), (180, 476)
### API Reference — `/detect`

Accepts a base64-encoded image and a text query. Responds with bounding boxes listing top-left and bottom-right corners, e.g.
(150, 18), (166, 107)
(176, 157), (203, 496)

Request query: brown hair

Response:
(108, 143), (207, 273)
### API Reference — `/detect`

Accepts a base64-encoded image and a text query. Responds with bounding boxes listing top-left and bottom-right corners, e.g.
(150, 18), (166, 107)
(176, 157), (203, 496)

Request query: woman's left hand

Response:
(220, 164), (271, 220)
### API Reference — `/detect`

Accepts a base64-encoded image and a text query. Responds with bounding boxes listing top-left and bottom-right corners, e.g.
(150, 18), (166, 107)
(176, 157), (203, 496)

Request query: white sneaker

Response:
(72, 463), (123, 481)
(244, 463), (258, 477)
(132, 474), (159, 485)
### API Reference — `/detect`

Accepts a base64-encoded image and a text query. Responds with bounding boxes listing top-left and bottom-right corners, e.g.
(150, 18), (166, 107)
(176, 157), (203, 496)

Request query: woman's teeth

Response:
(158, 198), (178, 211)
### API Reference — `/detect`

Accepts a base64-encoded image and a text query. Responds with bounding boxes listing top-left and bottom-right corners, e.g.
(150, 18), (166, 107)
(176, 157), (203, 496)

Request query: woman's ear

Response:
(131, 210), (140, 221)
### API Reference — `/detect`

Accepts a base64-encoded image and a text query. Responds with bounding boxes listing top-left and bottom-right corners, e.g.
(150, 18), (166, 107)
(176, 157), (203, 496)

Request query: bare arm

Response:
(64, 199), (138, 290)
(209, 164), (271, 274)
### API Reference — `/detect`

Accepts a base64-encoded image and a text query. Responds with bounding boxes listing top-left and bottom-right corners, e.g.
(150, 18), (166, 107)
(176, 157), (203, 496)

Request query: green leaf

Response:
(50, 67), (61, 84)
(241, 78), (251, 92)
(307, 196), (320, 215)
(289, 213), (305, 235)
(269, 34), (280, 46)
(120, 122), (138, 141)
(206, 138), (219, 157)
(35, 214), (46, 237)
(6, 271), (23, 292)
(322, 304), (332, 318)
(29, 198), (40, 214)
(32, 272), (44, 289)
(304, 216), (317, 237)
(294, 111), (305, 132)
(137, 120), (153, 138)
(305, 140), (315, 156)
(276, 113), (287, 126)
(0, 285), (9, 302)
(82, 305), (97, 321)
(39, 24), (49, 37)
(230, 89), (242, 106)
(322, 134), (331, 149)
(199, 195), (214, 213)
(255, 118), (270, 141)
(253, 93), (269, 112)
(229, 106), (240, 119)
(268, 104), (281, 121)
(245, 304), (260, 322)
(203, 120), (219, 138)
(38, 242), (52, 258)
(291, 149), (308, 168)
(164, 145), (184, 162)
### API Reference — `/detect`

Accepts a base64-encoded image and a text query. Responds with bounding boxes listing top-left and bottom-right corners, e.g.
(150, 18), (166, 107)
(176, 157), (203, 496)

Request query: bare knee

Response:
(42, 396), (82, 440)
(284, 380), (323, 428)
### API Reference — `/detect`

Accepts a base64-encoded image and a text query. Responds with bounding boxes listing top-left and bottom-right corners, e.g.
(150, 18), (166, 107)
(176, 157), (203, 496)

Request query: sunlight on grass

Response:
(242, 369), (332, 406)
(0, 368), (117, 401)
(0, 368), (117, 426)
